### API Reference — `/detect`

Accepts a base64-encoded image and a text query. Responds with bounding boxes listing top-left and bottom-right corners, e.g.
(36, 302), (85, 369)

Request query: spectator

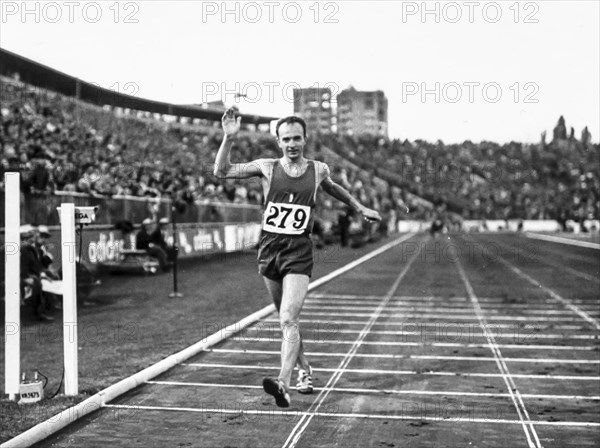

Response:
(34, 225), (58, 276)
(337, 207), (352, 247)
(20, 224), (53, 321)
(135, 218), (172, 272)
(150, 217), (177, 263)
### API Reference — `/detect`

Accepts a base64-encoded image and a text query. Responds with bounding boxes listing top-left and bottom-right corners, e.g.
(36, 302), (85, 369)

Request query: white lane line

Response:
(230, 337), (598, 351)
(297, 328), (600, 341)
(301, 311), (593, 322)
(524, 232), (600, 250)
(103, 404), (600, 427)
(491, 237), (600, 285)
(304, 301), (600, 315)
(308, 233), (417, 290)
(478, 297), (598, 306)
(303, 304), (594, 316)
(183, 362), (600, 381)
(308, 293), (386, 299)
(456, 258), (541, 448)
(557, 265), (600, 284)
(146, 380), (600, 401)
(282, 240), (421, 448)
(243, 325), (600, 342)
(491, 251), (600, 331)
(311, 294), (600, 308)
(207, 348), (600, 364)
(263, 318), (598, 332)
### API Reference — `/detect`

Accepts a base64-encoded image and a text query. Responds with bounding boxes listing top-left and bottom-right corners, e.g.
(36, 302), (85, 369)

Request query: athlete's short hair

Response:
(275, 116), (307, 138)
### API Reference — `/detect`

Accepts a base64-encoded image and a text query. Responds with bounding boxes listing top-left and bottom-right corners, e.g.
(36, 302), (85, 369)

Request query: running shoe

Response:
(296, 366), (313, 394)
(262, 377), (291, 408)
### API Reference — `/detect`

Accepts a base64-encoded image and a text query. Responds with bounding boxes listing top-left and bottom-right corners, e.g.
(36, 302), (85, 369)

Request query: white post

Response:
(4, 173), (20, 400)
(60, 203), (78, 396)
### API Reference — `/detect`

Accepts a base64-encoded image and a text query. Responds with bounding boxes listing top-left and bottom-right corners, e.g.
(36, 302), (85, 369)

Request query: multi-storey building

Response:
(337, 86), (388, 137)
(293, 87), (333, 134)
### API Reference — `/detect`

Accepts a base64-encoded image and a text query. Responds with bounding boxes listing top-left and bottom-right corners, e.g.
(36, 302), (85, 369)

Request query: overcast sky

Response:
(1, 1), (598, 143)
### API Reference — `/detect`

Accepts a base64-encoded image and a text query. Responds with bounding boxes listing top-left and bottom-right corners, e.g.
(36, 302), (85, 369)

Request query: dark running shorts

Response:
(257, 232), (313, 280)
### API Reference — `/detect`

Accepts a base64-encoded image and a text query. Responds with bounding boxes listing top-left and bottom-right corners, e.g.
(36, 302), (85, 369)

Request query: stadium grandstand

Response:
(1, 48), (598, 234)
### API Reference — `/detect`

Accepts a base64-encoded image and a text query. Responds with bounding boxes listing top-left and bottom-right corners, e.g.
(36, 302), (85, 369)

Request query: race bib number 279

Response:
(262, 202), (311, 235)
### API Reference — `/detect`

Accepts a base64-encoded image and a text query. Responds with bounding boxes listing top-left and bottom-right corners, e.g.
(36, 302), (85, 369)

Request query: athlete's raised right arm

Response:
(213, 107), (263, 179)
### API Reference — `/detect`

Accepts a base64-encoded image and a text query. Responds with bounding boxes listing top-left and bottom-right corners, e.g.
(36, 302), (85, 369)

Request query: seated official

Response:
(135, 218), (172, 272)
(150, 217), (177, 263)
(20, 225), (53, 321)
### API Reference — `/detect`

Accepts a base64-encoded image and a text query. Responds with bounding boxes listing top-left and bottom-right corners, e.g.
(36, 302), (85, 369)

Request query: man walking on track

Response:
(214, 108), (381, 407)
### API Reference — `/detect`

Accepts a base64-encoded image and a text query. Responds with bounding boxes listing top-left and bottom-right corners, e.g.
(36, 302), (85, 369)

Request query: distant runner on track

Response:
(214, 109), (381, 407)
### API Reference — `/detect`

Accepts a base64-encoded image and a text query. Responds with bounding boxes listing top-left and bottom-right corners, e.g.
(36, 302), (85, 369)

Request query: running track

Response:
(29, 233), (600, 447)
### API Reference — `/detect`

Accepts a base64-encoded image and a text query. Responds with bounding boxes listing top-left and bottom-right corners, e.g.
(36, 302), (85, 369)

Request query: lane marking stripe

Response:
(488, 237), (600, 286)
(455, 256), (540, 447)
(310, 293), (600, 306)
(524, 232), (600, 250)
(146, 380), (600, 401)
(183, 362), (600, 380)
(300, 311), (595, 322)
(308, 233), (417, 289)
(228, 337), (598, 351)
(289, 328), (600, 340)
(492, 255), (600, 331)
(206, 348), (600, 363)
(103, 404), (600, 427)
(303, 304), (597, 316)
(262, 318), (599, 332)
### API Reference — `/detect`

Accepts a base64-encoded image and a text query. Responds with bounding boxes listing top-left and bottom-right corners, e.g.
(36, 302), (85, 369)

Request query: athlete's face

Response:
(277, 123), (306, 162)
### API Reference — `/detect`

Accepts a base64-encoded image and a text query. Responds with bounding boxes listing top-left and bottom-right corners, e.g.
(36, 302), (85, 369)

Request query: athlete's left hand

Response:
(360, 207), (382, 222)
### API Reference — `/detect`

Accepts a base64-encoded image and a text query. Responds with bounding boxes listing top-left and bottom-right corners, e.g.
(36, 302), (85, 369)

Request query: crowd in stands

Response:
(1, 76), (598, 229)
(318, 118), (599, 224)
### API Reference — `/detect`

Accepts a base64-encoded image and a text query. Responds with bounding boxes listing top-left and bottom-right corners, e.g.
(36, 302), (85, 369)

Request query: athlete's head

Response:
(276, 116), (307, 162)
(275, 116), (307, 139)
